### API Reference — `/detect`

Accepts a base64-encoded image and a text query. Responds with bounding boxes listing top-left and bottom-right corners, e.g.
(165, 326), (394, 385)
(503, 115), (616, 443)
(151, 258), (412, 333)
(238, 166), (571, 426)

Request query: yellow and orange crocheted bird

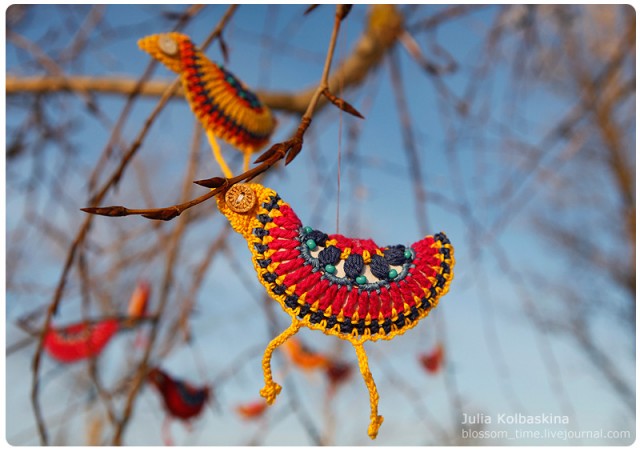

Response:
(138, 32), (276, 176)
(216, 183), (455, 439)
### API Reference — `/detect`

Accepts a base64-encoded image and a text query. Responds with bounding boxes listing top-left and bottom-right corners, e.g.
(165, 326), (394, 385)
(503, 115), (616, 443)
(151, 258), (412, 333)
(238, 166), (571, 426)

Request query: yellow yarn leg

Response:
(354, 343), (384, 440)
(242, 151), (251, 173)
(259, 320), (301, 405)
(207, 130), (233, 179)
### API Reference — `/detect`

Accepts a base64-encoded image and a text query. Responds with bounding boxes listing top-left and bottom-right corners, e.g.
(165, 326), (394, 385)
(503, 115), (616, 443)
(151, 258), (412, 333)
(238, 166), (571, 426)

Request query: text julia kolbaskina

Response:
(462, 412), (570, 425)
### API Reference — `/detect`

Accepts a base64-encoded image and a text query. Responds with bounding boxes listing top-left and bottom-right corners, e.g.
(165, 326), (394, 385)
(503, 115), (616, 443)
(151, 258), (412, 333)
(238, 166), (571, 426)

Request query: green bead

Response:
(325, 264), (336, 274)
(303, 226), (313, 234)
(388, 269), (398, 279)
(404, 250), (413, 259)
(306, 239), (317, 250)
(356, 275), (367, 285)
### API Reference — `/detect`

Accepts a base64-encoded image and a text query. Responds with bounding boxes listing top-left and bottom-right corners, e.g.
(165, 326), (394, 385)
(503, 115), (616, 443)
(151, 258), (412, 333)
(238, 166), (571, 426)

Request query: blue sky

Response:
(5, 4), (635, 446)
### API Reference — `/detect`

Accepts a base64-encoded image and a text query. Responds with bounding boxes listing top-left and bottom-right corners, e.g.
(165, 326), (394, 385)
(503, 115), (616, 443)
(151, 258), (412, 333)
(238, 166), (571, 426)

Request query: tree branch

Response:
(7, 5), (404, 115)
(28, 5), (231, 445)
(83, 4), (356, 221)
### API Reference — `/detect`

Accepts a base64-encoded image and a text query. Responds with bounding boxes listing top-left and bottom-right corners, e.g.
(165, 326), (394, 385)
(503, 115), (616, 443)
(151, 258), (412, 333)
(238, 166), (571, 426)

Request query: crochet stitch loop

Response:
(217, 183), (455, 439)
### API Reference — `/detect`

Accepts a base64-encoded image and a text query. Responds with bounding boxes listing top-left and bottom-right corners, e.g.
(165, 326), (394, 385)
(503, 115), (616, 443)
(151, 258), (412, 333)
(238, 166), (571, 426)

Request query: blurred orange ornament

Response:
(283, 338), (329, 370)
(235, 400), (268, 420)
(127, 280), (150, 318)
(419, 343), (445, 374)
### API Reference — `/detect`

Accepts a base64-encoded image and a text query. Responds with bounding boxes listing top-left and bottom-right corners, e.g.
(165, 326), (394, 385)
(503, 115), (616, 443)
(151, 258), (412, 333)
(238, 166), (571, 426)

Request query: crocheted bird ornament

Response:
(44, 282), (151, 363)
(138, 32), (276, 176)
(217, 183), (455, 439)
(147, 367), (211, 421)
(147, 367), (211, 445)
(44, 319), (121, 363)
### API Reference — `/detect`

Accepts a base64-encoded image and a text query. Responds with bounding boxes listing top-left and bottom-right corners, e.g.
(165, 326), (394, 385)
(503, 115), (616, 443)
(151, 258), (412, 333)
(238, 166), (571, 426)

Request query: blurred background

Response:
(5, 4), (635, 446)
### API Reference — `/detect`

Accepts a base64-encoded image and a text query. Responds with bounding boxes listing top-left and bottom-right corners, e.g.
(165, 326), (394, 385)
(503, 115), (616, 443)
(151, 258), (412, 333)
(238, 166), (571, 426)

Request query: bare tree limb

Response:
(7, 5), (405, 115)
(28, 6), (231, 445)
(83, 4), (354, 221)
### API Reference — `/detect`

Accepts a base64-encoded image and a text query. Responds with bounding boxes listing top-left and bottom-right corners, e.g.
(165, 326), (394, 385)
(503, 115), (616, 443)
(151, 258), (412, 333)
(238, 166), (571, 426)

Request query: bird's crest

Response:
(138, 32), (190, 73)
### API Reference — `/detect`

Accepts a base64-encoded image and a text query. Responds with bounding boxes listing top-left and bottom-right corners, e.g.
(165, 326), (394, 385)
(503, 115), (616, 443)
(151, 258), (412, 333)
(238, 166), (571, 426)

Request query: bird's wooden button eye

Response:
(225, 184), (256, 213)
(158, 35), (178, 56)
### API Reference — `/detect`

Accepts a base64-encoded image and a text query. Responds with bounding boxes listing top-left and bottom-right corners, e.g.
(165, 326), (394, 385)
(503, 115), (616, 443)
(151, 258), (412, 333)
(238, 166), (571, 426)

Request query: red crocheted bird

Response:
(43, 280), (151, 363)
(44, 319), (121, 363)
(147, 367), (211, 421)
(147, 367), (211, 445)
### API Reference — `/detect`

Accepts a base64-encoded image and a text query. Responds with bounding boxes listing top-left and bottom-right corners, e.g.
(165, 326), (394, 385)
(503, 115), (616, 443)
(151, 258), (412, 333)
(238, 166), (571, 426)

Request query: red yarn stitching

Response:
(331, 285), (349, 316)
(390, 282), (406, 314)
(401, 277), (421, 307)
(268, 228), (298, 240)
(268, 239), (299, 250)
(368, 290), (381, 319)
(328, 234), (380, 254)
(274, 205), (302, 228)
(378, 286), (392, 319)
(409, 265), (434, 289)
(318, 283), (339, 311)
(295, 270), (322, 296)
(269, 249), (299, 263)
(342, 290), (359, 318)
(300, 274), (326, 302)
(283, 264), (313, 287)
(275, 257), (305, 276)
(356, 290), (370, 320)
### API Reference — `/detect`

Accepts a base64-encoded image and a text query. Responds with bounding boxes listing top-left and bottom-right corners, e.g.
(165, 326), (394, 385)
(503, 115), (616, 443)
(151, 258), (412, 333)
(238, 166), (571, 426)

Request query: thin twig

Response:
(7, 5), (401, 116)
(84, 4), (352, 221)
(78, 250), (119, 428)
(29, 6), (232, 445)
(87, 4), (207, 194)
(388, 49), (430, 235)
(110, 123), (202, 445)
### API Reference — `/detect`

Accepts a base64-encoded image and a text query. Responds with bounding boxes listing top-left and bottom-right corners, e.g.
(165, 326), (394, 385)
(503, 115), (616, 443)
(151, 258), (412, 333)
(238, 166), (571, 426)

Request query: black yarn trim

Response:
(309, 310), (324, 324)
(262, 272), (278, 283)
(253, 227), (269, 238)
(183, 43), (272, 141)
(434, 232), (450, 245)
(262, 195), (281, 211)
(257, 214), (272, 225)
(285, 294), (299, 309)
(257, 258), (271, 268)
